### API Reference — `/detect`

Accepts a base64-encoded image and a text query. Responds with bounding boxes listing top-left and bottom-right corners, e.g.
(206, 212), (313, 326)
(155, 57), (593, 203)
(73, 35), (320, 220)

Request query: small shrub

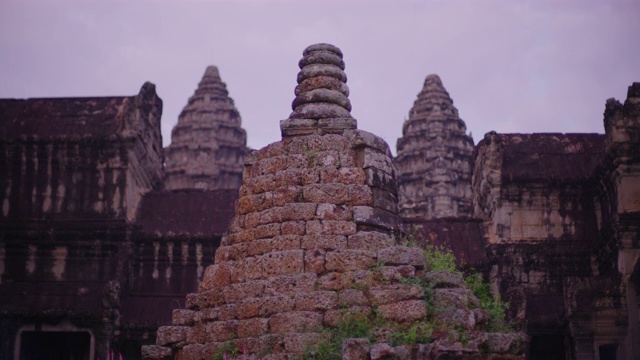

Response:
(464, 271), (511, 332)
(424, 244), (459, 274)
(389, 322), (433, 346)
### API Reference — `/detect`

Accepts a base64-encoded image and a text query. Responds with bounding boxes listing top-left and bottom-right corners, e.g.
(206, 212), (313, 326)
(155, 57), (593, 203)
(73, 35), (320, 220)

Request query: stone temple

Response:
(0, 43), (638, 360)
(164, 66), (249, 191)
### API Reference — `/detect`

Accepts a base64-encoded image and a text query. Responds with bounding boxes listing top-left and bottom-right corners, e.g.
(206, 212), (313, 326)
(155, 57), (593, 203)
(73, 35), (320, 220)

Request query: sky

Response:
(1, 0), (639, 154)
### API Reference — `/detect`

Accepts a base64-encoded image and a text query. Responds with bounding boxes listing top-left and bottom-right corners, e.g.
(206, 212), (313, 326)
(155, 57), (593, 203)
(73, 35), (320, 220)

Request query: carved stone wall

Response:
(164, 66), (248, 191)
(395, 75), (474, 220)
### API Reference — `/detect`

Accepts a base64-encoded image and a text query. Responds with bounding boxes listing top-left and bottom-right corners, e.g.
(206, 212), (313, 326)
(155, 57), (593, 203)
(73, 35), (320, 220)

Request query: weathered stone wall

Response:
(395, 75), (474, 220)
(0, 82), (164, 222)
(164, 66), (249, 191)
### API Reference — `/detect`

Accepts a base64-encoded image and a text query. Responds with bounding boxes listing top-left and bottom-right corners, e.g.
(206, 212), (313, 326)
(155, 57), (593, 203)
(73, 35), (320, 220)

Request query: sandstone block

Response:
(325, 250), (377, 272)
(275, 168), (320, 186)
(213, 243), (247, 263)
(346, 129), (392, 156)
(316, 272), (343, 290)
(238, 318), (270, 338)
(306, 133), (348, 152)
(342, 338), (370, 360)
(301, 234), (347, 250)
(238, 193), (273, 215)
(377, 246), (426, 268)
(378, 300), (426, 324)
(432, 288), (479, 309)
(218, 304), (238, 321)
(258, 141), (286, 160)
(338, 167), (366, 185)
(363, 147), (394, 174)
(294, 291), (338, 311)
(295, 75), (348, 96)
(272, 186), (303, 206)
(181, 343), (205, 360)
(142, 345), (172, 360)
(195, 308), (220, 323)
(231, 256), (263, 283)
(185, 293), (199, 310)
(369, 284), (424, 306)
(280, 118), (319, 136)
(338, 289), (369, 307)
(265, 273), (317, 295)
(347, 231), (395, 251)
(306, 220), (356, 235)
(284, 332), (329, 353)
(353, 206), (398, 231)
(259, 207), (284, 225)
(318, 118), (357, 133)
(376, 265), (416, 282)
(316, 203), (353, 221)
(156, 326), (189, 346)
(269, 311), (323, 334)
(197, 289), (227, 309)
(254, 155), (287, 176)
(372, 188), (399, 213)
(341, 270), (375, 289)
(365, 167), (397, 194)
(484, 333), (527, 354)
(245, 212), (261, 229)
(206, 320), (239, 342)
(172, 309), (196, 326)
(432, 308), (476, 330)
(238, 296), (295, 319)
(281, 221), (306, 235)
(281, 202), (317, 221)
(319, 166), (339, 183)
(262, 250), (304, 277)
(304, 249), (326, 273)
(186, 324), (207, 344)
(246, 174), (277, 194)
(370, 343), (395, 360)
(254, 223), (281, 239)
(223, 280), (267, 303)
(424, 271), (465, 288)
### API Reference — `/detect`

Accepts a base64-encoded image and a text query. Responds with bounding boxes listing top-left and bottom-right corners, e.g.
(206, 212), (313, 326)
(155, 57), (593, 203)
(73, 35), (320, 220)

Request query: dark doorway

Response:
(529, 335), (565, 360)
(599, 344), (618, 360)
(20, 331), (91, 360)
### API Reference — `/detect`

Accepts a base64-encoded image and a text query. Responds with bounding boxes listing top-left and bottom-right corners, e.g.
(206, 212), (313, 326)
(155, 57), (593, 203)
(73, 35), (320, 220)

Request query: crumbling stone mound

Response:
(144, 43), (526, 360)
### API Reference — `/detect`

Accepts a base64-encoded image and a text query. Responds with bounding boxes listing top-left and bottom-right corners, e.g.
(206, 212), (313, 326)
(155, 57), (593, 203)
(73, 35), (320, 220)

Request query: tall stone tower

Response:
(164, 66), (249, 190)
(395, 75), (474, 219)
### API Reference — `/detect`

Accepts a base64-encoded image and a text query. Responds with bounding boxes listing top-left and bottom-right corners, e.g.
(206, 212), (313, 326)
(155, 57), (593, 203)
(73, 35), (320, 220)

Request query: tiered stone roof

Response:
(164, 66), (248, 190)
(395, 75), (474, 219)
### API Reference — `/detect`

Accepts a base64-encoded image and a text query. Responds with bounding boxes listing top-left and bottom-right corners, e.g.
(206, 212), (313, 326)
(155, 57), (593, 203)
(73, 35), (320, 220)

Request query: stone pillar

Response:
(164, 66), (249, 191)
(395, 75), (474, 219)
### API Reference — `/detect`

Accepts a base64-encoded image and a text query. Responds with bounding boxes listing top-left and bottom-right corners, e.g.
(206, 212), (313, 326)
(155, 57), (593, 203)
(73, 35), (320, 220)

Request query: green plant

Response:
(424, 244), (459, 273)
(464, 271), (511, 332)
(214, 341), (239, 360)
(389, 322), (433, 346)
(302, 310), (375, 359)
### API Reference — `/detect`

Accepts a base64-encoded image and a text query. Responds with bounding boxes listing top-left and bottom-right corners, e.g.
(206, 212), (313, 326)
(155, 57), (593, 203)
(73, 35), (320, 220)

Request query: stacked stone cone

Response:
(395, 74), (474, 219)
(144, 45), (526, 360)
(164, 66), (248, 191)
(281, 43), (357, 137)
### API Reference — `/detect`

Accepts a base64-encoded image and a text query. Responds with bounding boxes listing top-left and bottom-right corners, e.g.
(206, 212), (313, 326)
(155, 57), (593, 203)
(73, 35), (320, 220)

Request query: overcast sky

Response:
(1, 1), (639, 153)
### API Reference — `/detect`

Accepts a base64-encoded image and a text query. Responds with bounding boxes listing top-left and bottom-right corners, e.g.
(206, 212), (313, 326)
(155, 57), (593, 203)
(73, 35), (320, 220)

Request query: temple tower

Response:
(164, 66), (248, 190)
(395, 75), (474, 219)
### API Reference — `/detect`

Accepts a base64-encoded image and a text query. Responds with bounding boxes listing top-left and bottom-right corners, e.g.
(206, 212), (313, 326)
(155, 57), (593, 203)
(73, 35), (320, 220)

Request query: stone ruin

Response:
(164, 66), (249, 191)
(144, 43), (526, 360)
(0, 43), (638, 360)
(395, 74), (474, 219)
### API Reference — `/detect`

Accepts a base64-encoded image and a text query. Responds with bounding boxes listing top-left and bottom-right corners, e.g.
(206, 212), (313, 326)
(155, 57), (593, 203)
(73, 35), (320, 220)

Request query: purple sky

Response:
(1, 1), (639, 153)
